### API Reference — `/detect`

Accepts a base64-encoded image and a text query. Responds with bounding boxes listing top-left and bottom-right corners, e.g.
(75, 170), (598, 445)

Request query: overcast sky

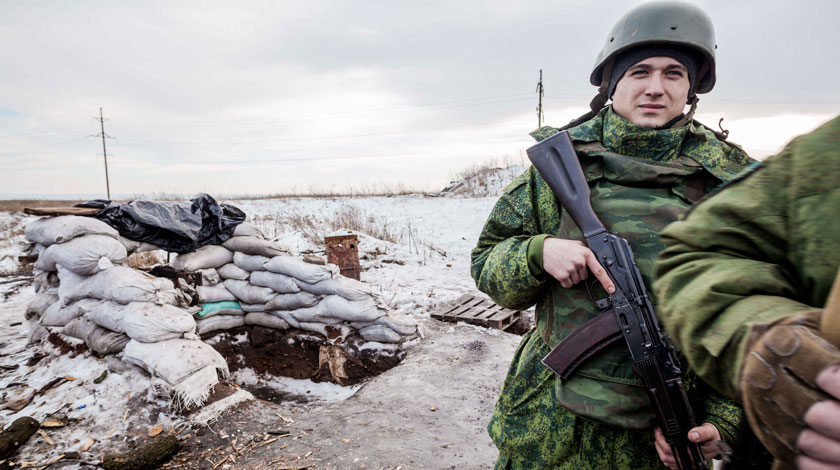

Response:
(1, 0), (837, 198)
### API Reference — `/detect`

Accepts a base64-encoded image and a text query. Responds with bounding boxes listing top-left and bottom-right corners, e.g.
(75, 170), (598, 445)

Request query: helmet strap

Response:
(590, 59), (615, 114)
(672, 60), (708, 128)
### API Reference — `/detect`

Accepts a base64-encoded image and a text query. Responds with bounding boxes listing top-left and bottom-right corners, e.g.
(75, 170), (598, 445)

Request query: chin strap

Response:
(589, 59), (614, 114)
(672, 94), (698, 128)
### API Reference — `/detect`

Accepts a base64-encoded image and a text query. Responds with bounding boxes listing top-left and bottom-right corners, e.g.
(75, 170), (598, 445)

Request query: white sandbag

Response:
(25, 215), (119, 246)
(299, 321), (353, 342)
(223, 279), (276, 305)
(35, 235), (127, 275)
(120, 236), (161, 254)
(169, 364), (223, 409)
(373, 314), (418, 336)
(197, 268), (221, 286)
(359, 324), (402, 343)
(232, 252), (270, 272)
(239, 303), (266, 312)
(120, 303), (197, 343)
(171, 245), (233, 271)
(56, 264), (88, 305)
(196, 284), (237, 303)
(41, 298), (102, 327)
(317, 295), (385, 322)
(232, 223), (265, 239)
(249, 270), (300, 294)
(244, 311), (290, 330)
(85, 301), (128, 333)
(63, 266), (182, 306)
(264, 256), (338, 284)
(271, 310), (300, 329)
(196, 315), (245, 335)
(123, 338), (229, 387)
(222, 236), (287, 258)
(295, 276), (374, 301)
(26, 293), (59, 321)
(264, 292), (320, 311)
(289, 306), (343, 325)
(217, 263), (250, 280)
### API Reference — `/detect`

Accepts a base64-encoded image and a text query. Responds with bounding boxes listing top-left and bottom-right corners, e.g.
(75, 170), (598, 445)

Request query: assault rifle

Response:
(526, 131), (707, 470)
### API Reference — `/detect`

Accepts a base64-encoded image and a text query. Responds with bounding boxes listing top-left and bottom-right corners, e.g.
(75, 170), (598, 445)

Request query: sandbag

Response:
(25, 215), (119, 246)
(249, 270), (300, 294)
(232, 252), (270, 272)
(56, 264), (88, 305)
(196, 284), (237, 303)
(271, 310), (300, 329)
(35, 235), (127, 275)
(120, 303), (197, 343)
(25, 293), (58, 321)
(41, 298), (102, 327)
(264, 292), (321, 311)
(359, 324), (402, 343)
(217, 263), (250, 280)
(196, 268), (221, 286)
(222, 236), (287, 258)
(264, 256), (337, 284)
(119, 236), (160, 254)
(318, 295), (384, 322)
(123, 338), (228, 386)
(223, 279), (276, 305)
(289, 306), (343, 324)
(232, 223), (265, 239)
(32, 271), (59, 293)
(196, 315), (245, 335)
(244, 312), (289, 330)
(63, 266), (182, 306)
(299, 321), (352, 342)
(196, 301), (243, 319)
(373, 314), (418, 336)
(239, 303), (266, 312)
(171, 245), (233, 271)
(295, 276), (374, 301)
(85, 301), (128, 333)
(62, 317), (129, 354)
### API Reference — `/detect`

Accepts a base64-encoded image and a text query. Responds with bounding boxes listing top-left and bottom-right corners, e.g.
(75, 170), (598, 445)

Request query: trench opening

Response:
(201, 326), (406, 404)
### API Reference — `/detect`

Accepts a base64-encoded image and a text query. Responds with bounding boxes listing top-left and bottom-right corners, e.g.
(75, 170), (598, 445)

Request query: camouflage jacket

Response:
(472, 106), (753, 429)
(654, 114), (840, 399)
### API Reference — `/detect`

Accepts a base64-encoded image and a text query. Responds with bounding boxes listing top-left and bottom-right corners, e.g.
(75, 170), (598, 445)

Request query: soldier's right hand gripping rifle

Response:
(527, 131), (707, 470)
(737, 268), (840, 469)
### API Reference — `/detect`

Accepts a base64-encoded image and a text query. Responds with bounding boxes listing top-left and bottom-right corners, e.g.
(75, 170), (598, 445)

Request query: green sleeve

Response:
(654, 148), (811, 398)
(471, 170), (549, 310)
(527, 234), (552, 277)
(698, 382), (742, 445)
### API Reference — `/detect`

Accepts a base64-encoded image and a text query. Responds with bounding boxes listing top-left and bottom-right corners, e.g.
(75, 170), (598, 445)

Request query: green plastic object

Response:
(196, 301), (242, 319)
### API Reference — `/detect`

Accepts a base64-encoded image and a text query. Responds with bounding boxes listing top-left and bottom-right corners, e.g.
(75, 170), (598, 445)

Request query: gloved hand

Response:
(740, 310), (840, 468)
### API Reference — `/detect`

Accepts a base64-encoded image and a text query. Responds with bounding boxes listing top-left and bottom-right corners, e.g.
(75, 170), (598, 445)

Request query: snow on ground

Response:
(0, 194), (504, 463)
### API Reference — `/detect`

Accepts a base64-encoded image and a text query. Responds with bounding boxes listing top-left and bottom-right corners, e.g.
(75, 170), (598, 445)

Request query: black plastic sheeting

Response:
(76, 194), (246, 254)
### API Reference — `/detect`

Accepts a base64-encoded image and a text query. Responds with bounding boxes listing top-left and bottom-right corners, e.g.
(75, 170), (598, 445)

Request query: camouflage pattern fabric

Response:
(654, 114), (840, 399)
(472, 106), (749, 467)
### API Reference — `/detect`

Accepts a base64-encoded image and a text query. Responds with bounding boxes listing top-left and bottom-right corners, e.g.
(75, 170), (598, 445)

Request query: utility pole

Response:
(95, 107), (111, 200)
(535, 69), (544, 129)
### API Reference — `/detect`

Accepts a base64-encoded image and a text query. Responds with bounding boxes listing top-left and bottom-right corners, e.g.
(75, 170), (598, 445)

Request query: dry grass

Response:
(449, 151), (527, 183)
(125, 251), (166, 269)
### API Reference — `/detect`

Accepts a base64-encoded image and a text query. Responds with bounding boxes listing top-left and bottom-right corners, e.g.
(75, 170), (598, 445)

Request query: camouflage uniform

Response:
(472, 106), (752, 469)
(654, 115), (840, 399)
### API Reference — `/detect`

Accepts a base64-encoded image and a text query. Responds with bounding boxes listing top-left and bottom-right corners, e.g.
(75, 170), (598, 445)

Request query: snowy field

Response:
(0, 192), (510, 466)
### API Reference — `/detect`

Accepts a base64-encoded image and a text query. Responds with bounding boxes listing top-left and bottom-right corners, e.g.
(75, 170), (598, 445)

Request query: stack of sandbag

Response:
(181, 223), (419, 344)
(24, 215), (212, 405)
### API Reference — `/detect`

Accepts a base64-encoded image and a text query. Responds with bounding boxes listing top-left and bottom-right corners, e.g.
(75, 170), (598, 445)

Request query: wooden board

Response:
(23, 207), (99, 216)
(432, 293), (521, 331)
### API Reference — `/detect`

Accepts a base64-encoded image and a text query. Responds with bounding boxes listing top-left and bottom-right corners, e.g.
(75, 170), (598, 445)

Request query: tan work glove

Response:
(740, 309), (840, 467)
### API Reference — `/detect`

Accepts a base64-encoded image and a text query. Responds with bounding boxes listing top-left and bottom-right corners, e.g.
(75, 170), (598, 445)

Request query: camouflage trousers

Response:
(489, 329), (668, 470)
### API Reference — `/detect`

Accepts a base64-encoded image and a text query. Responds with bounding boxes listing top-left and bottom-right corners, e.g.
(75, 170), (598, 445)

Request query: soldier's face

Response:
(611, 56), (690, 128)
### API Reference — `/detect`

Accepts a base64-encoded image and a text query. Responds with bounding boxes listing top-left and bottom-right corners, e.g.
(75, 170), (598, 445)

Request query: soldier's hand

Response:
(797, 366), (840, 470)
(542, 238), (615, 292)
(741, 310), (840, 468)
(653, 423), (720, 468)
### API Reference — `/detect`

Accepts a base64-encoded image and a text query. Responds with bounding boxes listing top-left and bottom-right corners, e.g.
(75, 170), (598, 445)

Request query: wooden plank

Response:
(431, 293), (522, 331)
(24, 207), (99, 216)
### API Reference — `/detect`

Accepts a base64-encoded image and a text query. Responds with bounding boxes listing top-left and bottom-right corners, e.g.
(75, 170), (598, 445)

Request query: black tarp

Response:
(76, 194), (246, 254)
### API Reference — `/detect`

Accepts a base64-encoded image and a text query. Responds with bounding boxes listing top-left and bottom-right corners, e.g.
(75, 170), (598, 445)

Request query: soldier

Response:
(654, 114), (840, 470)
(471, 2), (754, 469)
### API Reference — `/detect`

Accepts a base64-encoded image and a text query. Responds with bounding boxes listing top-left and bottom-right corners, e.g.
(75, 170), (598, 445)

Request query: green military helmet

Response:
(590, 1), (717, 94)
